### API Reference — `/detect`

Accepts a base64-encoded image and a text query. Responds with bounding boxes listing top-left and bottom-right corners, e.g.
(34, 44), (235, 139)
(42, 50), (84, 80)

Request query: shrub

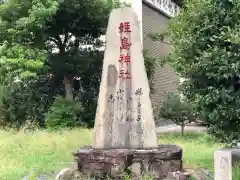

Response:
(45, 96), (83, 130)
(158, 93), (195, 135)
(0, 77), (62, 129)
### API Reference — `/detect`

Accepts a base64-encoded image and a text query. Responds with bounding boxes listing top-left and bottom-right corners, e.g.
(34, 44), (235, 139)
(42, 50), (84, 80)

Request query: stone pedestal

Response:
(73, 144), (182, 179)
(214, 148), (240, 180)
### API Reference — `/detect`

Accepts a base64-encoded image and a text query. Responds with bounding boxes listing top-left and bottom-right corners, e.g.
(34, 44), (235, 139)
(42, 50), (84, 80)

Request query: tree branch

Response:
(56, 35), (65, 52)
(63, 32), (69, 46)
(48, 37), (60, 47)
(74, 38), (80, 50)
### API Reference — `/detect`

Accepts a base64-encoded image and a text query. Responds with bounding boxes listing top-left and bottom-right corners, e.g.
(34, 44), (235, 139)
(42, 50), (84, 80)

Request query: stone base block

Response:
(73, 144), (182, 179)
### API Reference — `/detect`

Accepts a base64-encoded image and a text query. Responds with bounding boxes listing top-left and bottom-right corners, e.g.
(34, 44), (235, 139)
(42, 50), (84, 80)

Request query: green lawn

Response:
(0, 128), (233, 180)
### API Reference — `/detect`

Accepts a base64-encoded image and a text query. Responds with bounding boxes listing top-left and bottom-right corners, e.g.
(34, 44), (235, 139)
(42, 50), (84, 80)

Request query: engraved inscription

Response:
(119, 22), (132, 33)
(126, 96), (133, 122)
(137, 101), (142, 121)
(108, 94), (115, 103)
(116, 88), (124, 113)
(116, 89), (124, 101)
(135, 88), (143, 121)
(118, 22), (132, 80)
(219, 156), (229, 180)
(103, 64), (118, 148)
(135, 88), (143, 96)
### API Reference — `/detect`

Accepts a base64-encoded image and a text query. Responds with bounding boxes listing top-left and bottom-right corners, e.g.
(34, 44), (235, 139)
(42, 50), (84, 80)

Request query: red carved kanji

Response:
(119, 54), (131, 63)
(119, 22), (124, 32)
(119, 69), (124, 77)
(124, 72), (131, 79)
(120, 37), (132, 50)
(124, 54), (131, 63)
(124, 22), (131, 32)
(119, 22), (131, 33)
(119, 54), (125, 62)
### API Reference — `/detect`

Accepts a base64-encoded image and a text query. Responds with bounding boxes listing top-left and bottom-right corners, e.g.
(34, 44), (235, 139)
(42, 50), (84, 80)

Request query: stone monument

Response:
(74, 7), (182, 179)
(214, 148), (240, 180)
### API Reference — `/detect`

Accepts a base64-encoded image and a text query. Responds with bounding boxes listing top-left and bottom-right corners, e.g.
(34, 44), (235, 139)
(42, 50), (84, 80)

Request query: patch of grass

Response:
(0, 129), (228, 180)
(158, 132), (223, 171)
(0, 128), (92, 180)
(233, 163), (240, 180)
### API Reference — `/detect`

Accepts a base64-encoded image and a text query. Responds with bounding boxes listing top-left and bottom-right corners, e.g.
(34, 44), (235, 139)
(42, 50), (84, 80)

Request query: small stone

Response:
(129, 162), (141, 177)
(164, 171), (187, 180)
(55, 168), (82, 180)
(22, 168), (49, 180)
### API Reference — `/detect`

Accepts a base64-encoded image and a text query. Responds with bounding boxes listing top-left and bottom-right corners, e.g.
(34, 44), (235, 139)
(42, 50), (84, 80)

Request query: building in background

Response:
(141, 1), (182, 126)
(126, 0), (182, 108)
(142, 0), (181, 109)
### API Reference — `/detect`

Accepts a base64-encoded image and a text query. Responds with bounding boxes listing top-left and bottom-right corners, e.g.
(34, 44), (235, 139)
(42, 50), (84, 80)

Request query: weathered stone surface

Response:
(92, 7), (158, 149)
(73, 144), (182, 179)
(214, 148), (240, 180)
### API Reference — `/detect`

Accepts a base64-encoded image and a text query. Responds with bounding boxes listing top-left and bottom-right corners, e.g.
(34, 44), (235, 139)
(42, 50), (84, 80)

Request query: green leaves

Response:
(0, 44), (45, 84)
(45, 96), (84, 130)
(0, 0), (61, 44)
(167, 0), (240, 144)
(159, 93), (195, 124)
(0, 0), (126, 129)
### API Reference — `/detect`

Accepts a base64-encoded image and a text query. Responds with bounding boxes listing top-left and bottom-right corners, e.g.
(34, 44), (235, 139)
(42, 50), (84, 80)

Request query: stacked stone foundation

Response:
(73, 144), (182, 179)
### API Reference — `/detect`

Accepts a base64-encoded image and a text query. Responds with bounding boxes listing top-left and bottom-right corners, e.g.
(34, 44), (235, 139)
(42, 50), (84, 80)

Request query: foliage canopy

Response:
(0, 0), (156, 129)
(168, 0), (240, 144)
(0, 0), (122, 128)
(159, 93), (195, 135)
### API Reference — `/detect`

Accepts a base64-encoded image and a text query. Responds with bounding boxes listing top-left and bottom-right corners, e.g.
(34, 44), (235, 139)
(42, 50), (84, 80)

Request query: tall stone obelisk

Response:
(92, 8), (158, 149)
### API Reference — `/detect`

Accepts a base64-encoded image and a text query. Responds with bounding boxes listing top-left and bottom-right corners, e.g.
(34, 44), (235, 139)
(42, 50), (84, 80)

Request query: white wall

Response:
(144, 0), (180, 17)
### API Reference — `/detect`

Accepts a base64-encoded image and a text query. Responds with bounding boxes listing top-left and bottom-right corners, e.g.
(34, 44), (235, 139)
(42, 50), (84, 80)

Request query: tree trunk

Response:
(63, 75), (74, 101)
(181, 123), (185, 136)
